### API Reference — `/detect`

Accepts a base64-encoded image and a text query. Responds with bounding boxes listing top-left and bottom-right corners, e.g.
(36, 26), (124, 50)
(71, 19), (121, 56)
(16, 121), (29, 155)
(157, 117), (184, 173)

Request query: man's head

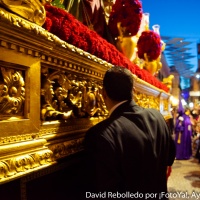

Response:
(103, 66), (134, 102)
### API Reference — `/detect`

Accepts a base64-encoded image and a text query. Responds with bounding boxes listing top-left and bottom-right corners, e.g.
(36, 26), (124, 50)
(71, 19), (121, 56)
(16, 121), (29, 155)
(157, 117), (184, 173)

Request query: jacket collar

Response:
(109, 100), (137, 118)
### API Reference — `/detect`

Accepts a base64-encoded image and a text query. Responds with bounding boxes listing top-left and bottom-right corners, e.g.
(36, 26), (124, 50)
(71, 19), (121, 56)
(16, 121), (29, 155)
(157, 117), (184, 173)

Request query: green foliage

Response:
(52, 0), (65, 9)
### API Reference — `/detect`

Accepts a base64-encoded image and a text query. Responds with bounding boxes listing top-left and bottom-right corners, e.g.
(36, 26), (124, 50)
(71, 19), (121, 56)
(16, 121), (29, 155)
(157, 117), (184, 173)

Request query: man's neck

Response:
(109, 100), (128, 116)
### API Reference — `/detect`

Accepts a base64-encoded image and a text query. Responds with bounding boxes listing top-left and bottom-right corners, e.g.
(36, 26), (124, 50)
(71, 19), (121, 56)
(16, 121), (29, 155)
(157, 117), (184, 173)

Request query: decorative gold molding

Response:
(0, 135), (85, 183)
(40, 66), (108, 121)
(0, 8), (172, 186)
(49, 138), (84, 161)
(0, 40), (41, 58)
(0, 66), (25, 116)
(134, 91), (160, 110)
(0, 134), (40, 144)
(133, 74), (164, 96)
(0, 7), (113, 69)
(0, 139), (53, 183)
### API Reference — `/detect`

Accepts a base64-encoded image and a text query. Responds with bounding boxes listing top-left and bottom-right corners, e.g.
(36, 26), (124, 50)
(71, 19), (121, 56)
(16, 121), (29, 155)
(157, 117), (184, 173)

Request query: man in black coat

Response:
(84, 66), (176, 199)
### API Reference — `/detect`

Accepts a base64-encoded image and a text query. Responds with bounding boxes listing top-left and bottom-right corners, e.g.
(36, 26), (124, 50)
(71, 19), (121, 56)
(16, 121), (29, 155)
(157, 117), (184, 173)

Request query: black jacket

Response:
(84, 100), (176, 198)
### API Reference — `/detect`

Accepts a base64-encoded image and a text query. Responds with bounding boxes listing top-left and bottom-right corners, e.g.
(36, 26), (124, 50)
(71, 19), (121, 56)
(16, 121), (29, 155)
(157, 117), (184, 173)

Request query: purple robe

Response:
(175, 114), (192, 160)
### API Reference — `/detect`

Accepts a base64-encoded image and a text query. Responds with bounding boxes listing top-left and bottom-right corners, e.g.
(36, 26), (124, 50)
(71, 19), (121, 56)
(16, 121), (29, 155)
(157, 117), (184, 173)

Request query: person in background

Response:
(190, 107), (199, 136)
(84, 66), (176, 199)
(193, 123), (200, 160)
(175, 107), (193, 160)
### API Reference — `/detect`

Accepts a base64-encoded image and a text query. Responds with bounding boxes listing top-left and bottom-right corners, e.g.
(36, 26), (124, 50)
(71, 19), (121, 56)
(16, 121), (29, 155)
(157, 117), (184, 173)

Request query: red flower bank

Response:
(43, 4), (169, 93)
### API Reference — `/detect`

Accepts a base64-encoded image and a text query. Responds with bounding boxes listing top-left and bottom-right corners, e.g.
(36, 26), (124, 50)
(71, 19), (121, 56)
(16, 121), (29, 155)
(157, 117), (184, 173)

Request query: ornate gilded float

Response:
(0, 1), (172, 198)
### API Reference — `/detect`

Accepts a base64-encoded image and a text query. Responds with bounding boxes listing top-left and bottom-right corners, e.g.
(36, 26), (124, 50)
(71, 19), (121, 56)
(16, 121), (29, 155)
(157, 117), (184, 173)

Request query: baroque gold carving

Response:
(41, 67), (108, 121)
(163, 99), (169, 112)
(0, 149), (53, 181)
(0, 66), (25, 117)
(0, 6), (172, 186)
(0, 0), (46, 26)
(0, 161), (14, 179)
(134, 91), (159, 110)
(0, 134), (40, 144)
(49, 138), (84, 161)
(162, 75), (174, 90)
(10, 155), (36, 173)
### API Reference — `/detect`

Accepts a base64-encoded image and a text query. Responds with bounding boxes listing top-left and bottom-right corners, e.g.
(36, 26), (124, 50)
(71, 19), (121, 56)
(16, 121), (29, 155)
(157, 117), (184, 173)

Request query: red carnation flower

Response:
(108, 0), (143, 38)
(43, 15), (52, 31)
(137, 30), (162, 61)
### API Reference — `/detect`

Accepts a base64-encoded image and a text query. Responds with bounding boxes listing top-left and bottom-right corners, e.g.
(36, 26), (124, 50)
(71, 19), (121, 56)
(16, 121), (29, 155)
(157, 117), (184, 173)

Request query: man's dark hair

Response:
(103, 66), (134, 101)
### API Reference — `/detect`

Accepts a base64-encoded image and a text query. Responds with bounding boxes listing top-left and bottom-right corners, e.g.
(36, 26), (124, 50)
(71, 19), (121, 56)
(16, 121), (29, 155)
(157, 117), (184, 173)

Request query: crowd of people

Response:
(171, 103), (200, 162)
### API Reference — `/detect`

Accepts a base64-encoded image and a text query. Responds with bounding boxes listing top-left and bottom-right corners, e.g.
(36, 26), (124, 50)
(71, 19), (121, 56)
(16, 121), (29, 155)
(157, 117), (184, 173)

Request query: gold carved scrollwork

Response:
(163, 99), (169, 112)
(0, 67), (25, 117)
(34, 149), (53, 165)
(10, 155), (35, 173)
(41, 67), (72, 121)
(0, 149), (53, 181)
(49, 138), (84, 161)
(41, 67), (108, 121)
(0, 0), (46, 26)
(0, 161), (14, 179)
(134, 91), (159, 110)
(162, 75), (174, 90)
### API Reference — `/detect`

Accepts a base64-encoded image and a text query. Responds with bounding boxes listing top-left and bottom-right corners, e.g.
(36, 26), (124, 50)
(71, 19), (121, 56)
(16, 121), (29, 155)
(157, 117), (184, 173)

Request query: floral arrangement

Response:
(43, 4), (169, 92)
(137, 30), (162, 61)
(108, 0), (143, 38)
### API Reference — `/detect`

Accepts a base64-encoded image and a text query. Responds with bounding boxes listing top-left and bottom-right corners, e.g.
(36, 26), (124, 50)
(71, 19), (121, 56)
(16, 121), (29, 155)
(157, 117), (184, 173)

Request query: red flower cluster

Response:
(108, 0), (143, 38)
(43, 5), (168, 92)
(137, 30), (162, 61)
